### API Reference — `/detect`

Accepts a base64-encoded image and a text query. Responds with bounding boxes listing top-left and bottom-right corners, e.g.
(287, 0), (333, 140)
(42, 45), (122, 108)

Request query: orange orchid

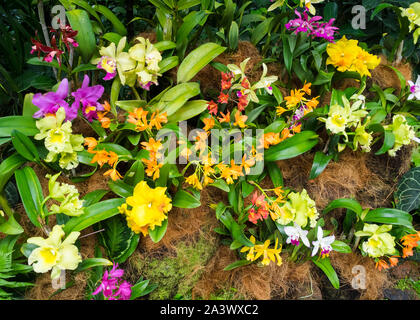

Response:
(202, 117), (215, 132)
(233, 112), (247, 128)
(84, 137), (98, 152)
(388, 256), (399, 267)
(107, 151), (119, 167)
(91, 150), (110, 167)
(375, 259), (389, 271)
(104, 167), (123, 181)
(128, 107), (149, 132)
(284, 89), (305, 108)
(301, 81), (312, 95)
(149, 111), (168, 130)
(218, 111), (231, 123)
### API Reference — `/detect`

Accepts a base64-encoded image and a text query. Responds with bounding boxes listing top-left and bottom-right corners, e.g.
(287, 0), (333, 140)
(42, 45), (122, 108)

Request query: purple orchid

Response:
(311, 19), (339, 43)
(71, 75), (105, 122)
(285, 9), (322, 34)
(91, 262), (133, 300)
(32, 78), (77, 121)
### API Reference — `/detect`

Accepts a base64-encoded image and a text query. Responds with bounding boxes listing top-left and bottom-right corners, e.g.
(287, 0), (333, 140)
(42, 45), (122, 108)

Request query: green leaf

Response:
(26, 57), (66, 72)
(22, 93), (39, 117)
(123, 160), (144, 186)
(0, 214), (24, 235)
(176, 11), (208, 57)
(264, 131), (318, 161)
(209, 179), (230, 192)
(116, 100), (147, 113)
(99, 143), (133, 159)
(313, 70), (335, 86)
(98, 215), (139, 262)
(172, 190), (201, 208)
(74, 258), (113, 273)
(167, 100), (208, 123)
(251, 17), (273, 45)
(0, 116), (37, 137)
(266, 162), (283, 187)
(312, 257), (340, 289)
(63, 198), (126, 233)
(66, 9), (96, 63)
(0, 153), (26, 192)
(231, 222), (253, 247)
(228, 21), (239, 51)
(363, 208), (413, 229)
(371, 3), (394, 20)
(93, 5), (127, 36)
(331, 240), (351, 253)
(148, 219), (168, 243)
(323, 2), (338, 20)
(110, 77), (121, 116)
(71, 63), (98, 74)
(130, 280), (157, 299)
(108, 180), (134, 198)
(177, 43), (226, 83)
(156, 82), (200, 116)
(323, 198), (363, 216)
(241, 181), (254, 198)
(375, 131), (395, 155)
(395, 167), (420, 212)
(15, 167), (44, 228)
(102, 32), (122, 45)
(82, 190), (108, 207)
(158, 56), (179, 74)
(309, 151), (333, 180)
(11, 130), (39, 162)
(223, 259), (252, 271)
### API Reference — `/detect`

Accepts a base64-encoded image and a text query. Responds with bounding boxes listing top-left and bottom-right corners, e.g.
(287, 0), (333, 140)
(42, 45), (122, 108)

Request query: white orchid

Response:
(408, 75), (420, 100)
(311, 226), (335, 258)
(284, 222), (310, 247)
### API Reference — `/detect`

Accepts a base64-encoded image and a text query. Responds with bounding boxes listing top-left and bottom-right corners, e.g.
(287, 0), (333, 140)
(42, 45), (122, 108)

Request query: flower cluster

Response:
(85, 137), (122, 181)
(92, 263), (132, 300)
(285, 8), (338, 42)
(355, 224), (397, 259)
(92, 37), (162, 89)
(384, 114), (416, 157)
(401, 231), (420, 259)
(400, 3), (420, 44)
(47, 172), (84, 216)
(141, 138), (164, 181)
(326, 36), (381, 77)
(32, 75), (105, 122)
(30, 24), (79, 66)
(277, 82), (319, 133)
(240, 236), (283, 266)
(127, 107), (168, 132)
(34, 107), (84, 170)
(408, 75), (420, 101)
(26, 225), (82, 279)
(119, 181), (172, 236)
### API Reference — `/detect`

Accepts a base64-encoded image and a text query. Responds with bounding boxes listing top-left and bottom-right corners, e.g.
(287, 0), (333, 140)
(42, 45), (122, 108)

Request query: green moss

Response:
(395, 277), (420, 298)
(131, 235), (218, 300)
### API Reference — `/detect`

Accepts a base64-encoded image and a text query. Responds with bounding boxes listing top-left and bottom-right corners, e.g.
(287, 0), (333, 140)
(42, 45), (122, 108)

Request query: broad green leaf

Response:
(323, 198), (363, 216)
(108, 180), (134, 198)
(223, 259), (252, 271)
(74, 258), (113, 273)
(102, 32), (122, 45)
(167, 99), (208, 122)
(177, 43), (226, 83)
(331, 240), (351, 253)
(63, 198), (126, 233)
(116, 100), (147, 112)
(155, 82), (200, 116)
(208, 179), (230, 192)
(251, 17), (273, 45)
(0, 214), (24, 235)
(82, 190), (108, 207)
(158, 56), (179, 74)
(375, 131), (395, 155)
(71, 63), (98, 74)
(11, 130), (39, 162)
(371, 3), (394, 20)
(312, 257), (339, 289)
(0, 116), (37, 137)
(266, 162), (283, 187)
(264, 131), (318, 161)
(395, 167), (420, 212)
(0, 153), (26, 192)
(363, 208), (413, 229)
(22, 93), (38, 117)
(93, 5), (127, 36)
(309, 151), (333, 180)
(66, 9), (96, 63)
(123, 160), (144, 186)
(148, 219), (168, 243)
(26, 57), (67, 72)
(231, 222), (253, 247)
(172, 190), (201, 208)
(15, 167), (44, 227)
(154, 41), (176, 51)
(228, 21), (239, 51)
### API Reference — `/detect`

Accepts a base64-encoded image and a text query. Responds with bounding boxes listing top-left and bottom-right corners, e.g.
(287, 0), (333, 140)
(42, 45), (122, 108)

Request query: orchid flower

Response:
(311, 226), (335, 258)
(284, 222), (310, 247)
(32, 78), (77, 121)
(408, 76), (420, 100)
(71, 75), (105, 122)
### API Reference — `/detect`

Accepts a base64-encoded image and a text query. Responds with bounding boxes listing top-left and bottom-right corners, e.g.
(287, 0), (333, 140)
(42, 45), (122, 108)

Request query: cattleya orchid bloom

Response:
(71, 75), (105, 122)
(32, 78), (77, 121)
(302, 0), (324, 15)
(311, 227), (335, 258)
(400, 3), (420, 43)
(276, 189), (319, 228)
(240, 236), (282, 266)
(27, 225), (82, 279)
(408, 76), (420, 100)
(355, 224), (397, 258)
(284, 222), (310, 247)
(91, 37), (137, 86)
(47, 173), (84, 217)
(384, 114), (416, 157)
(119, 181), (172, 236)
(353, 121), (373, 152)
(34, 107), (84, 170)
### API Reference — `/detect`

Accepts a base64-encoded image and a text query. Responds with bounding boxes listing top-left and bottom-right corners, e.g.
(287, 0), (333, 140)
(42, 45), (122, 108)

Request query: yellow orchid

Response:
(119, 181), (172, 236)
(27, 225), (82, 279)
(241, 236), (282, 266)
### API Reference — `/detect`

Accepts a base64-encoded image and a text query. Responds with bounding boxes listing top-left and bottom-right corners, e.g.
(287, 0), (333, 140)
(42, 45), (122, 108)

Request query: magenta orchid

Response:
(92, 262), (132, 300)
(32, 78), (77, 121)
(71, 75), (105, 122)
